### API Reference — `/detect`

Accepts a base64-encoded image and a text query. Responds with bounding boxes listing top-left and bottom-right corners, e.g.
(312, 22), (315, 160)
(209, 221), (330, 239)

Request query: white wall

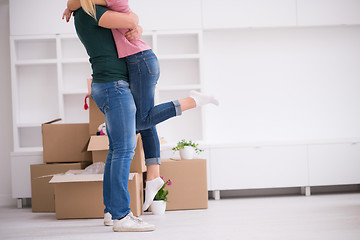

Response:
(0, 0), (15, 207)
(203, 26), (360, 144)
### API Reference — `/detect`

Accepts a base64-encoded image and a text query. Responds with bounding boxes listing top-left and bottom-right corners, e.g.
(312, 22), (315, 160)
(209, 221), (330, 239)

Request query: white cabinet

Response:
(202, 0), (297, 29)
(9, 0), (75, 36)
(308, 143), (360, 186)
(297, 0), (360, 26)
(10, 35), (90, 152)
(209, 145), (308, 190)
(131, 0), (202, 30)
(10, 152), (43, 199)
(153, 31), (204, 143)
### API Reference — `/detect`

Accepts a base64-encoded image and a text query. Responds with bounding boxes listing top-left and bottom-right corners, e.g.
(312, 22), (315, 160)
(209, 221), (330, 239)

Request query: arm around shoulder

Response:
(98, 10), (138, 29)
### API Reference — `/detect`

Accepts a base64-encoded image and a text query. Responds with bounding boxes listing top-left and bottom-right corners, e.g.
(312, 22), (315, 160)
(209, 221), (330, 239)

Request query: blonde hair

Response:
(80, 0), (96, 19)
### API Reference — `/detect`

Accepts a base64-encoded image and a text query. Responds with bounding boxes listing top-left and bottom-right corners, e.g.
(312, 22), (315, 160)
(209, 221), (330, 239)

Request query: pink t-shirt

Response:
(106, 0), (151, 58)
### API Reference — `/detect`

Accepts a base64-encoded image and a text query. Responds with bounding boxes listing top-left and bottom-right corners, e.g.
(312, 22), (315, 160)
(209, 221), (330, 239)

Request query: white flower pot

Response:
(150, 200), (166, 215)
(179, 146), (195, 160)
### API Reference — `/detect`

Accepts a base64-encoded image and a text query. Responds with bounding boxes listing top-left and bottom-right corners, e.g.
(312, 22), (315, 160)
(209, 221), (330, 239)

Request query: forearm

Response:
(98, 10), (138, 29)
(67, 0), (81, 11)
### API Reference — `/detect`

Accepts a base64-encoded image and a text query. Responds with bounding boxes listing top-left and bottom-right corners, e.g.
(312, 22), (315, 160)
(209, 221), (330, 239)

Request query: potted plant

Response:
(172, 139), (204, 160)
(151, 177), (172, 215)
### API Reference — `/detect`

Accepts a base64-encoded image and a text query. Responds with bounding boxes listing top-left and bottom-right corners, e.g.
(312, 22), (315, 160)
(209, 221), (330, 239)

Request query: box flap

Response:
(50, 171), (137, 183)
(87, 135), (109, 151)
(42, 118), (62, 125)
(49, 173), (103, 183)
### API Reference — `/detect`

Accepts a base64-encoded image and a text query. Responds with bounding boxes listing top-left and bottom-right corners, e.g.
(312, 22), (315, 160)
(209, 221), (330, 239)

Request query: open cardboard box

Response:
(42, 119), (92, 163)
(30, 162), (90, 212)
(87, 134), (146, 173)
(50, 170), (143, 219)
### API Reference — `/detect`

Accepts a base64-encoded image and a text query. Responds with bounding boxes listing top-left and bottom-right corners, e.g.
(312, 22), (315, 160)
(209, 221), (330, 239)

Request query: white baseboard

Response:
(0, 194), (17, 207)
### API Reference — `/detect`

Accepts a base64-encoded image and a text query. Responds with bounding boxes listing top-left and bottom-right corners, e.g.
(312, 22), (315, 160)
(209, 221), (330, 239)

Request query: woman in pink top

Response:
(65, 0), (218, 218)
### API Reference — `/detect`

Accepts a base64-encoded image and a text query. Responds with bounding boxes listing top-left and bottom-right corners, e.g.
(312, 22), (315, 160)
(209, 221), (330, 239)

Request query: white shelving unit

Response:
(152, 30), (204, 143)
(10, 34), (89, 152)
(10, 30), (204, 152)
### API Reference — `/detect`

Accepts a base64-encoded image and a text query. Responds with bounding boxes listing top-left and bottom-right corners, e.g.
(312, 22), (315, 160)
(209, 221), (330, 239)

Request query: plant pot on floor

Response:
(151, 200), (166, 215)
(179, 146), (195, 160)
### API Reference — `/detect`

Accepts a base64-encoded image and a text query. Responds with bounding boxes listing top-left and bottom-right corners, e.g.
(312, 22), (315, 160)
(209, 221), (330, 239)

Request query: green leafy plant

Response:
(154, 177), (172, 202)
(172, 139), (204, 154)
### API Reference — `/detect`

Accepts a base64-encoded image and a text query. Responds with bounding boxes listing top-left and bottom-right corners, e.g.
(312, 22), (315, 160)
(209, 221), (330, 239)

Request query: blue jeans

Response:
(126, 50), (182, 165)
(91, 80), (136, 220)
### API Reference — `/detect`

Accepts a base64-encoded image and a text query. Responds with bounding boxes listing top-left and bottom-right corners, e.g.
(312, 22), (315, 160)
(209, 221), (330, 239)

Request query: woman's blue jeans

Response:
(91, 80), (136, 220)
(126, 50), (182, 165)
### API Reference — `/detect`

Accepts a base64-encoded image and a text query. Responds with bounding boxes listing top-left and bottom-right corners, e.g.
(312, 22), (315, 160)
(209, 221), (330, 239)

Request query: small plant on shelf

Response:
(172, 139), (203, 159)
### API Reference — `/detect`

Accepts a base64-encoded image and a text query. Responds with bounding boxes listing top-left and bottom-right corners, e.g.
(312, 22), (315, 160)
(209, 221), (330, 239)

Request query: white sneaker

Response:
(104, 212), (113, 226)
(113, 212), (155, 232)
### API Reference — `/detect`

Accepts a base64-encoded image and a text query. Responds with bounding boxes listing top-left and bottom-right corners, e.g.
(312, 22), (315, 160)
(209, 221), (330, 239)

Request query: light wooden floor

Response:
(1, 193), (360, 240)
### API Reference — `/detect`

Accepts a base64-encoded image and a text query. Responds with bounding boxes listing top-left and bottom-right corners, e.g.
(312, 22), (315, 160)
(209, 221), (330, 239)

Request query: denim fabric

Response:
(126, 49), (182, 166)
(91, 80), (136, 220)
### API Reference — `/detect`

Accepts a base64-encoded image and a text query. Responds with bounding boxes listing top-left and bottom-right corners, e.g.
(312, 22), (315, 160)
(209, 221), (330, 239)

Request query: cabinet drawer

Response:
(210, 145), (308, 190)
(308, 143), (360, 186)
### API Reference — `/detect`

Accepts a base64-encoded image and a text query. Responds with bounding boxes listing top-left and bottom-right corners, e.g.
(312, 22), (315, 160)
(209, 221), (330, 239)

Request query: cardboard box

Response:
(87, 134), (146, 173)
(159, 159), (208, 210)
(42, 119), (92, 163)
(89, 97), (104, 135)
(30, 162), (90, 212)
(50, 171), (144, 219)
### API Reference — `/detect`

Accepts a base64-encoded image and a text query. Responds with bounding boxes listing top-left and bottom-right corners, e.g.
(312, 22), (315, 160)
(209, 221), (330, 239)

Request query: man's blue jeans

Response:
(91, 80), (136, 220)
(126, 49), (182, 166)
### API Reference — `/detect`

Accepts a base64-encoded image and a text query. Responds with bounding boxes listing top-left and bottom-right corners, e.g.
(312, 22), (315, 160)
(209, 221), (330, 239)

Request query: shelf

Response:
(157, 58), (200, 88)
(15, 59), (57, 65)
(16, 64), (60, 123)
(62, 90), (88, 95)
(17, 123), (42, 128)
(18, 126), (43, 149)
(62, 62), (91, 93)
(15, 147), (44, 153)
(14, 38), (57, 61)
(61, 38), (88, 59)
(157, 33), (199, 55)
(63, 94), (89, 123)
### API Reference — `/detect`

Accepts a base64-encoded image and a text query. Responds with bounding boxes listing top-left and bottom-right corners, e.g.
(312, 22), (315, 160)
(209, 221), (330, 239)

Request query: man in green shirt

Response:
(73, 6), (155, 232)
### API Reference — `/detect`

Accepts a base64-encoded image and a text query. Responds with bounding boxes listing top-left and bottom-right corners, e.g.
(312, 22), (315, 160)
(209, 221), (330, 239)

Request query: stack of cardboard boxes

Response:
(30, 120), (92, 214)
(31, 97), (146, 219)
(31, 97), (208, 219)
